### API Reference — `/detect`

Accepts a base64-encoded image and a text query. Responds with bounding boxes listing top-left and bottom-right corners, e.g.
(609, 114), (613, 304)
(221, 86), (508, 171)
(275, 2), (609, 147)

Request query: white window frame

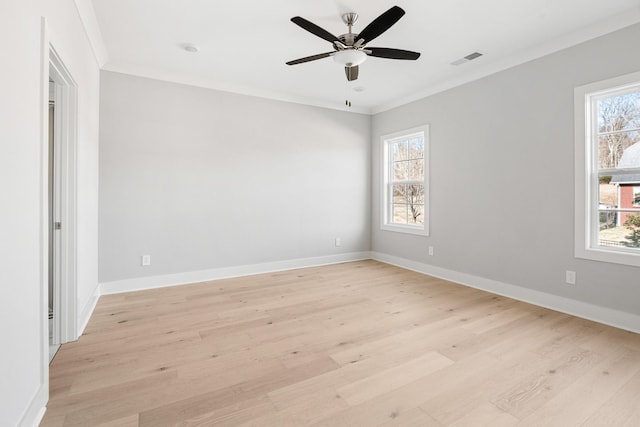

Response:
(574, 71), (640, 267)
(380, 124), (429, 236)
(633, 186), (640, 207)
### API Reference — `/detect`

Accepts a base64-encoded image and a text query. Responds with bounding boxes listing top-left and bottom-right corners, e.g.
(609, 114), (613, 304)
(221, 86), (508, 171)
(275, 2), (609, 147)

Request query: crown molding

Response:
(101, 62), (373, 115)
(73, 0), (109, 67)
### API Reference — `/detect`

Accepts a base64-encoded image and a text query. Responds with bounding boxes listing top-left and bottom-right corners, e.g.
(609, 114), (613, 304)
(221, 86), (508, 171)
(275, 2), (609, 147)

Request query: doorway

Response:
(48, 46), (78, 362)
(48, 86), (59, 361)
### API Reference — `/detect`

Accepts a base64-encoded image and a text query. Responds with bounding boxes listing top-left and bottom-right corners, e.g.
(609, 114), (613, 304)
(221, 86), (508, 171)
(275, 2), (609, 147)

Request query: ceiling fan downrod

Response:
(342, 13), (358, 34)
(340, 13), (359, 47)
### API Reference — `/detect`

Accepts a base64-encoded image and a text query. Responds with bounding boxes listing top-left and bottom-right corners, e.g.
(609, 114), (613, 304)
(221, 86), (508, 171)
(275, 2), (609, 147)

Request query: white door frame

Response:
(48, 46), (78, 344)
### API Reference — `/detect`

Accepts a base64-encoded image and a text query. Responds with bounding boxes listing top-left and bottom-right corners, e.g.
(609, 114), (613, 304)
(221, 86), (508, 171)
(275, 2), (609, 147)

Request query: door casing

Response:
(48, 45), (78, 345)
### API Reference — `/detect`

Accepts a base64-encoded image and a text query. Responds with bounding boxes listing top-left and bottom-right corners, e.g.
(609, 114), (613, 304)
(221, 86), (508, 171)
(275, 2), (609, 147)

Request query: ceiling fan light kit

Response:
(286, 5), (420, 85)
(333, 50), (367, 67)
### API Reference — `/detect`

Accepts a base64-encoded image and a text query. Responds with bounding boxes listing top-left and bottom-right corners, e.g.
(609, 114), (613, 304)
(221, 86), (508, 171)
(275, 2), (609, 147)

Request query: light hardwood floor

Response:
(42, 260), (640, 426)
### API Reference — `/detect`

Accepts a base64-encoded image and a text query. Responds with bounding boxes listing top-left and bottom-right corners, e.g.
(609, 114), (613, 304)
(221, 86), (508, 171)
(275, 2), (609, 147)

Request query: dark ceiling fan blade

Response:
(367, 47), (420, 60)
(356, 6), (405, 45)
(286, 52), (334, 65)
(345, 65), (359, 81)
(291, 16), (341, 44)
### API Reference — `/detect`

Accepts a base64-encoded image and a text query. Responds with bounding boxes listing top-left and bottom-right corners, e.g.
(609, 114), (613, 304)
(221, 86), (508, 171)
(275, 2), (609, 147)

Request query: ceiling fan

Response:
(286, 5), (420, 82)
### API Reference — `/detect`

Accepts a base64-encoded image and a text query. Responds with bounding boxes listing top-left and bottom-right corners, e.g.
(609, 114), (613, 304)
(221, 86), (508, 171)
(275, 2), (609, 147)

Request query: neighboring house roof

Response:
(618, 141), (640, 167)
(611, 174), (640, 184)
(612, 141), (640, 184)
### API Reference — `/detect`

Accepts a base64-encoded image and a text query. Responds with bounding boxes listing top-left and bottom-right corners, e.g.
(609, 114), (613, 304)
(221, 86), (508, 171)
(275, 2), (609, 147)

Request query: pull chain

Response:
(344, 80), (352, 108)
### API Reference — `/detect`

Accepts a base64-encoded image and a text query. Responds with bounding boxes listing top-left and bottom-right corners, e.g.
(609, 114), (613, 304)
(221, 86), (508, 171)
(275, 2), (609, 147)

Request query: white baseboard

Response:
(19, 382), (47, 427)
(100, 252), (372, 295)
(78, 285), (100, 337)
(371, 251), (640, 334)
(96, 250), (639, 334)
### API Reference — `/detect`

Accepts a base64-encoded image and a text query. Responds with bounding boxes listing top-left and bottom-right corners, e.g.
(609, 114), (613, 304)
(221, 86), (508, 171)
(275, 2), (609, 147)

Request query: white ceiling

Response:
(90, 0), (640, 114)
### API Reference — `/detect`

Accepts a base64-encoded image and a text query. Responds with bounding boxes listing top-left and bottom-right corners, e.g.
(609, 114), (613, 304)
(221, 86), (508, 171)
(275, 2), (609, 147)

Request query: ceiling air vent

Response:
(451, 51), (484, 66)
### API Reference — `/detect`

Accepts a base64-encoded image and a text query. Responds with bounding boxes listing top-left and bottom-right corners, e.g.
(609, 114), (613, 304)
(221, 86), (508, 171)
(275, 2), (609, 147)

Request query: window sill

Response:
(381, 223), (429, 236)
(576, 246), (640, 268)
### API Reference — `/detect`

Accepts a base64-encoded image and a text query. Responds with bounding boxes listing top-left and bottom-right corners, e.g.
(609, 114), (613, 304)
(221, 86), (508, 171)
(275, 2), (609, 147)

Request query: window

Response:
(381, 125), (429, 235)
(575, 71), (640, 266)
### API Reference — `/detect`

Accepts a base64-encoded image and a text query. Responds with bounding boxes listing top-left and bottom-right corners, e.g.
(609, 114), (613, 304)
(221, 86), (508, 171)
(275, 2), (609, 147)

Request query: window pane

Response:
(408, 160), (424, 180)
(599, 211), (640, 249)
(408, 204), (424, 224)
(598, 180), (640, 249)
(390, 184), (424, 226)
(393, 161), (408, 180)
(392, 205), (408, 224)
(598, 177), (618, 207)
(598, 132), (640, 169)
(391, 141), (408, 162)
(598, 207), (618, 231)
(409, 138), (424, 159)
(597, 93), (640, 133)
(392, 184), (406, 203)
(634, 187), (640, 207)
(407, 184), (424, 204)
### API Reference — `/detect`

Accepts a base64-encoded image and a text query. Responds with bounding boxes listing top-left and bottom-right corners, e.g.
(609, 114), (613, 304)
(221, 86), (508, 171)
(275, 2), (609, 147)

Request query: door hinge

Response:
(54, 222), (62, 230)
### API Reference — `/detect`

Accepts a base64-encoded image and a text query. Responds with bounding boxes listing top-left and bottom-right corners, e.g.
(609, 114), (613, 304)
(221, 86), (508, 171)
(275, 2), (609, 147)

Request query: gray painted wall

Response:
(372, 23), (640, 316)
(99, 71), (371, 283)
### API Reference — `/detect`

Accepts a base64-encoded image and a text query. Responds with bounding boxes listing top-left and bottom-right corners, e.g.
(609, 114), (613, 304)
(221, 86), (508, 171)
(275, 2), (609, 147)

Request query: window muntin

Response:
(575, 72), (640, 266)
(381, 126), (429, 235)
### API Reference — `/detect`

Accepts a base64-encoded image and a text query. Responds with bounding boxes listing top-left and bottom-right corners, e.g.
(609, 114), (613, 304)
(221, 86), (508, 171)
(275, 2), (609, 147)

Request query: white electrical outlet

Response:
(142, 255), (151, 266)
(565, 270), (576, 285)
(428, 246), (434, 256)
(335, 237), (341, 247)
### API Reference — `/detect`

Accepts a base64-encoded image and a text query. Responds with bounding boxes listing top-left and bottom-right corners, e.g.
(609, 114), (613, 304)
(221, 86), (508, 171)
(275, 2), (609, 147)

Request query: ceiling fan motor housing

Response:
(338, 33), (357, 47)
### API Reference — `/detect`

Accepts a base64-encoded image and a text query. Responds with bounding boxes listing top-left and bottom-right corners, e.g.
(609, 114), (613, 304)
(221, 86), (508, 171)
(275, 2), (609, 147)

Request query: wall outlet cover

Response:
(565, 270), (576, 285)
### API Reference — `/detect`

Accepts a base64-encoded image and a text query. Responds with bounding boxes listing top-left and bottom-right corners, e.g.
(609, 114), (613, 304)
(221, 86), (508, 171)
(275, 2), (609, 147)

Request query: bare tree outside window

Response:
(389, 136), (424, 225)
(597, 93), (640, 169)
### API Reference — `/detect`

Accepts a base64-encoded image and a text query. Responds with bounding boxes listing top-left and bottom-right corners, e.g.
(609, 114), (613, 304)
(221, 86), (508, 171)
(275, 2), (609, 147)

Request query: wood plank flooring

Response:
(41, 260), (640, 426)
